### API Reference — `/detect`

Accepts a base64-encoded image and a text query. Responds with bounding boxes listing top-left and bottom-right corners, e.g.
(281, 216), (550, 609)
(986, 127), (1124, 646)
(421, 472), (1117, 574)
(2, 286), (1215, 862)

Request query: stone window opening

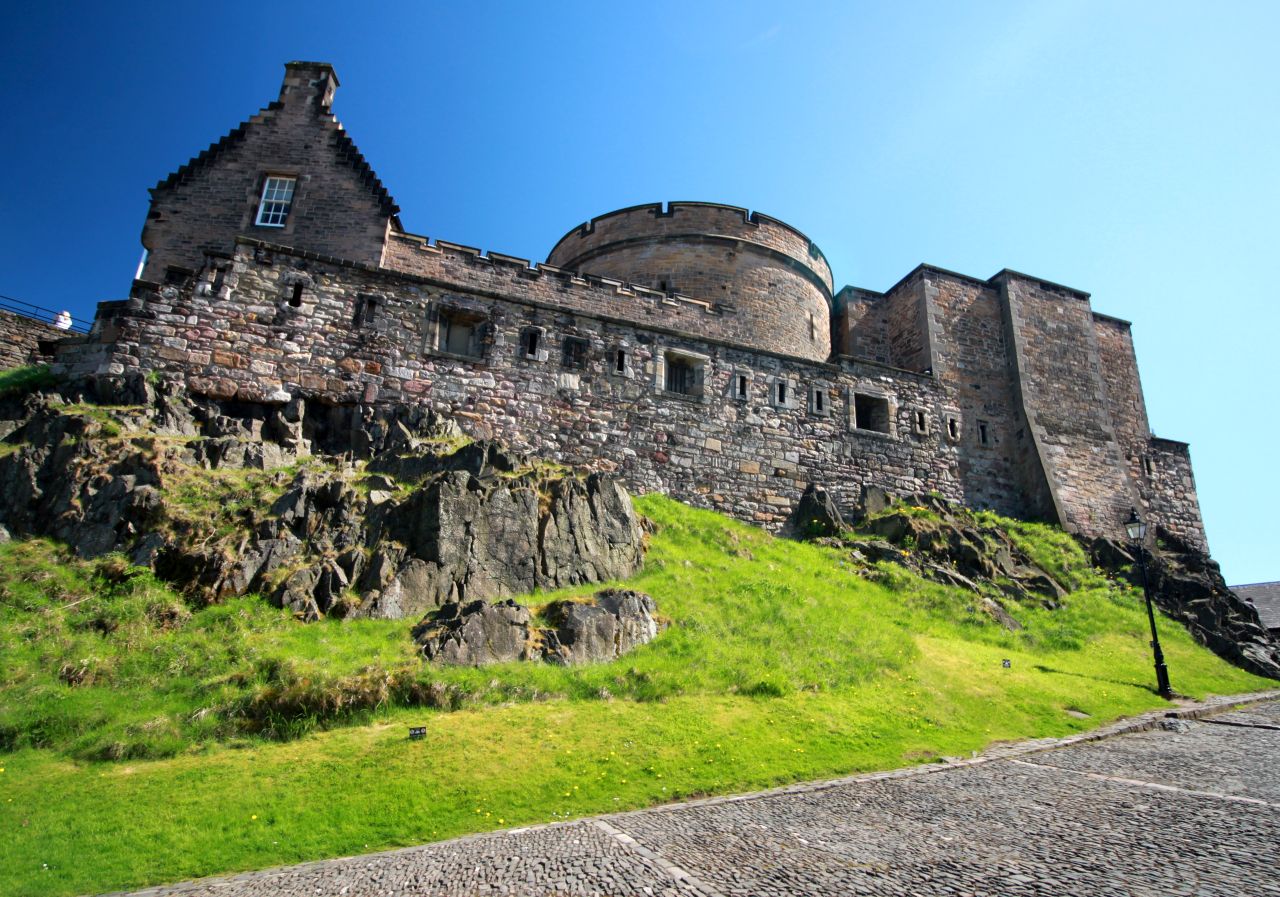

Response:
(562, 336), (590, 370)
(808, 312), (816, 342)
(977, 420), (992, 447)
(659, 349), (708, 398)
(437, 307), (486, 359)
(210, 266), (227, 296)
(770, 377), (797, 409)
(945, 414), (961, 443)
(735, 373), (749, 401)
(353, 294), (378, 328)
(1143, 456), (1156, 477)
(614, 348), (627, 374)
(255, 175), (296, 227)
(809, 385), (830, 417)
(519, 327), (546, 361)
(913, 409), (929, 435)
(289, 282), (304, 308)
(853, 392), (891, 434)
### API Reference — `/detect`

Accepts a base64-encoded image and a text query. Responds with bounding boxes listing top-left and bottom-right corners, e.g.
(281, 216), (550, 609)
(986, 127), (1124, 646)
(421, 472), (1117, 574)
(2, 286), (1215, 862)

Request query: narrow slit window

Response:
(810, 386), (828, 416)
(736, 374), (748, 400)
(354, 295), (377, 328)
(947, 416), (961, 442)
(255, 176), (296, 227)
(289, 282), (304, 307)
(615, 349), (626, 373)
(777, 381), (788, 405)
(977, 421), (990, 446)
(914, 409), (927, 434)
(520, 328), (541, 359)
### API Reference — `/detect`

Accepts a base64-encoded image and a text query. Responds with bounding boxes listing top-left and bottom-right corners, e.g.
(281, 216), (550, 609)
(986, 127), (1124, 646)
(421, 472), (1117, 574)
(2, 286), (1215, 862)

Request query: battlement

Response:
(384, 231), (721, 317)
(548, 201), (833, 293)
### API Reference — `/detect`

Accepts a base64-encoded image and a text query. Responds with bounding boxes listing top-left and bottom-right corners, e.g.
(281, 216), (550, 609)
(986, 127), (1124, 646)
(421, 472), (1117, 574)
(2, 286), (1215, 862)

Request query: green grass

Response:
(0, 364), (58, 400)
(0, 494), (1271, 897)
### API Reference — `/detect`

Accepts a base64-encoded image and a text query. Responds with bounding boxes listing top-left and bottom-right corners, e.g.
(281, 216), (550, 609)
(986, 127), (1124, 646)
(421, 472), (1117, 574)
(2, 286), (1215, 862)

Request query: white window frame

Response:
(255, 176), (297, 227)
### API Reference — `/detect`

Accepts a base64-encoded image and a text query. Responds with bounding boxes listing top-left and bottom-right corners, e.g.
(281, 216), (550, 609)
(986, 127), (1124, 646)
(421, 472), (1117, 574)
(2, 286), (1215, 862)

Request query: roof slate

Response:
(1232, 581), (1280, 630)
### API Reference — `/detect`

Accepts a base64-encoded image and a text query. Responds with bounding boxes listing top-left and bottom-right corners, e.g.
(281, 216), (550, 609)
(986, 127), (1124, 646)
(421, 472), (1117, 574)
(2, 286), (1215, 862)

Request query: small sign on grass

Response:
(408, 726), (427, 740)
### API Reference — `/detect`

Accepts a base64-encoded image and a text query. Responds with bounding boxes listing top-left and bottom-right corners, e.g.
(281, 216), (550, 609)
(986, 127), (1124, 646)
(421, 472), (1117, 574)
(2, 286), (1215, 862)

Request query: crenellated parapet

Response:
(546, 203), (833, 361)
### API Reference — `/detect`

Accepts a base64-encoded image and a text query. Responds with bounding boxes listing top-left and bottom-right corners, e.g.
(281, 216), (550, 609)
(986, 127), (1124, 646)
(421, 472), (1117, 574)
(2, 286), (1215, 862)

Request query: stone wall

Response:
(139, 62), (397, 283)
(545, 203), (833, 362)
(0, 310), (64, 371)
(1146, 439), (1208, 551)
(57, 241), (961, 528)
(999, 272), (1138, 537)
(923, 270), (1043, 520)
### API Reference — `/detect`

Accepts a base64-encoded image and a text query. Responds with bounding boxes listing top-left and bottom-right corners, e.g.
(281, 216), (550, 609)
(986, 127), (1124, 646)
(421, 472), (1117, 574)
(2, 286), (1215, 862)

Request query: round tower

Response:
(547, 202), (833, 361)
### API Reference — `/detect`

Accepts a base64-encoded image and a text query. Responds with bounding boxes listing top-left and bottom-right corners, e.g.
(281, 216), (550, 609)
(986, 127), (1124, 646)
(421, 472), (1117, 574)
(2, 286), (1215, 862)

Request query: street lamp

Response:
(1125, 508), (1173, 699)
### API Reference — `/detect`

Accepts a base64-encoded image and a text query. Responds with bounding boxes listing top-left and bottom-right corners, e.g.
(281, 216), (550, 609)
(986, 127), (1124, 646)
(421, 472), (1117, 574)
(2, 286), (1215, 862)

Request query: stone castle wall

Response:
(0, 310), (65, 370)
(49, 60), (1208, 552)
(58, 241), (965, 527)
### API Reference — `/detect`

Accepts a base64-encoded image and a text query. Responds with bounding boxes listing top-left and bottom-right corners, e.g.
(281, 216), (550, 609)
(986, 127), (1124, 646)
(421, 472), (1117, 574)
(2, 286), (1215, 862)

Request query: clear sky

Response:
(2, 1), (1276, 583)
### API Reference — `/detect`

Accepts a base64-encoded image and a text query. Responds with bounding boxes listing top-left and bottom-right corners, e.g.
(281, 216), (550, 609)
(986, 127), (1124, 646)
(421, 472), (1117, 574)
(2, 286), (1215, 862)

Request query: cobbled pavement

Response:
(108, 692), (1280, 897)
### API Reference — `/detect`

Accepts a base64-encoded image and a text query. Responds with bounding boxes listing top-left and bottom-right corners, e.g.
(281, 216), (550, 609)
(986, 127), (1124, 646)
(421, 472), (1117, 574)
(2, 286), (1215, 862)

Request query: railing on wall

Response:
(0, 293), (92, 334)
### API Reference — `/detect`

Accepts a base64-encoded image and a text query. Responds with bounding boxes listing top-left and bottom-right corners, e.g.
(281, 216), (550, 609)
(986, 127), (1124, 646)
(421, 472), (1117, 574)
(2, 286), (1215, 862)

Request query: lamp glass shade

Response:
(1125, 510), (1147, 541)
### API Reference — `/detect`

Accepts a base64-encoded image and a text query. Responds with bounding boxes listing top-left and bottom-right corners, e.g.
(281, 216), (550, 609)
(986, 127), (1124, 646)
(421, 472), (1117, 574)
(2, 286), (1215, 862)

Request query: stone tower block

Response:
(547, 202), (834, 362)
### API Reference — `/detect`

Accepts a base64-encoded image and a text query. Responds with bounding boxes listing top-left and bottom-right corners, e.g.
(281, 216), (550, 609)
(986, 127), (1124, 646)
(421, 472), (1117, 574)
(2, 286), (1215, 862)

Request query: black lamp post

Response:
(1126, 508), (1173, 700)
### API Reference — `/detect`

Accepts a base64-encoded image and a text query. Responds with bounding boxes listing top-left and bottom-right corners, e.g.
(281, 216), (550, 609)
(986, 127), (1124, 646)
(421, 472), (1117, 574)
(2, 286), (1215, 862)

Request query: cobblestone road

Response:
(112, 694), (1280, 897)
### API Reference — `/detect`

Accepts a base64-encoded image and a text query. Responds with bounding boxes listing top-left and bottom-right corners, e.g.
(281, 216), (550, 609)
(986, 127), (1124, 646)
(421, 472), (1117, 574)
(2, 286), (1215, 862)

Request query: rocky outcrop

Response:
(0, 373), (647, 621)
(839, 492), (1068, 607)
(412, 589), (661, 666)
(1087, 531), (1280, 680)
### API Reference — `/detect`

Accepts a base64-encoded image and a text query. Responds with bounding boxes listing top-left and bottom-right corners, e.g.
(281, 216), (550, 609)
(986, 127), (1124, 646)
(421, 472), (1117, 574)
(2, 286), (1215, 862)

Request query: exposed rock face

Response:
(0, 373), (647, 621)
(412, 589), (661, 666)
(1087, 532), (1280, 680)
(841, 492), (1068, 606)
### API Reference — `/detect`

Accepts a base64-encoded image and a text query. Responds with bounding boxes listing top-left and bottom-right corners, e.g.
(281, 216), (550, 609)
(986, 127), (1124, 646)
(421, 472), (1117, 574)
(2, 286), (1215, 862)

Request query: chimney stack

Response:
(279, 61), (339, 111)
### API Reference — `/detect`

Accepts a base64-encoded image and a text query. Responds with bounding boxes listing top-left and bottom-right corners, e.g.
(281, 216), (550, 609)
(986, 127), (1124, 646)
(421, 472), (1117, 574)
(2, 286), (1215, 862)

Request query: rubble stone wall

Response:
(56, 242), (962, 528)
(0, 310), (64, 371)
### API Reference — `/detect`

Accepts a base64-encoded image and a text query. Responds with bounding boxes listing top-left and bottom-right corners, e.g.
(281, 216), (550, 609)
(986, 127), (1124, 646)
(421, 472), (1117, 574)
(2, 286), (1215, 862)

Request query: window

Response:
(777, 381), (788, 405)
(735, 373), (749, 401)
(520, 327), (542, 360)
(945, 414), (961, 443)
(255, 176), (296, 227)
(660, 349), (707, 397)
(437, 308), (485, 358)
(353, 294), (377, 328)
(562, 336), (589, 369)
(614, 348), (627, 374)
(809, 385), (829, 416)
(913, 409), (929, 435)
(289, 282), (304, 308)
(853, 392), (891, 434)
(977, 420), (991, 446)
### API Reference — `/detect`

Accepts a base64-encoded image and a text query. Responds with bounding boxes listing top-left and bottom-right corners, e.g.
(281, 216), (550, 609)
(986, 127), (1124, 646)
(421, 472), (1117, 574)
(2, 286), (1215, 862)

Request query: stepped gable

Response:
(151, 62), (399, 221)
(139, 62), (401, 282)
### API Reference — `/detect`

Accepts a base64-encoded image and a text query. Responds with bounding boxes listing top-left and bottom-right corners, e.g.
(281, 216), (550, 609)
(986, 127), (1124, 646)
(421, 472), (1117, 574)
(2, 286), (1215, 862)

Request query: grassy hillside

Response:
(0, 494), (1271, 896)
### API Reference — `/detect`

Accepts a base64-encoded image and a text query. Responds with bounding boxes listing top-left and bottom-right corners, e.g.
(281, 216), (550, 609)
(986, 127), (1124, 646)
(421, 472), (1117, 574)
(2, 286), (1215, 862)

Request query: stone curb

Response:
(94, 688), (1280, 897)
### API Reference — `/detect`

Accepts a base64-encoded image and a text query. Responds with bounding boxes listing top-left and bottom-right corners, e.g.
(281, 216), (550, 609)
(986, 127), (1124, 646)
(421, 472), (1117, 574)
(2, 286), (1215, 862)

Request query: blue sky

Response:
(1, 1), (1276, 583)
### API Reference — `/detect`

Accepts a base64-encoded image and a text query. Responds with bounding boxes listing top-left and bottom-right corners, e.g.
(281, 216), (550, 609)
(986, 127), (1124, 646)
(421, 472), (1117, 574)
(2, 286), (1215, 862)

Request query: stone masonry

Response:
(0, 309), (64, 370)
(47, 61), (1206, 549)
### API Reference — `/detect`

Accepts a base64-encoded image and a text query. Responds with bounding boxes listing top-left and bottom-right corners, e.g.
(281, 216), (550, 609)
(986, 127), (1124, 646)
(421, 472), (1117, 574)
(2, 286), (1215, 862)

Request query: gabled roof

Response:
(150, 102), (402, 227)
(1232, 581), (1280, 630)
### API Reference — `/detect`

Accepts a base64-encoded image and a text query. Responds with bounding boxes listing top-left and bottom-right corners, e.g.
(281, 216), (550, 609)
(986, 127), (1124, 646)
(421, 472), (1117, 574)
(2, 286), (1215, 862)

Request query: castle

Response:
(47, 61), (1206, 549)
